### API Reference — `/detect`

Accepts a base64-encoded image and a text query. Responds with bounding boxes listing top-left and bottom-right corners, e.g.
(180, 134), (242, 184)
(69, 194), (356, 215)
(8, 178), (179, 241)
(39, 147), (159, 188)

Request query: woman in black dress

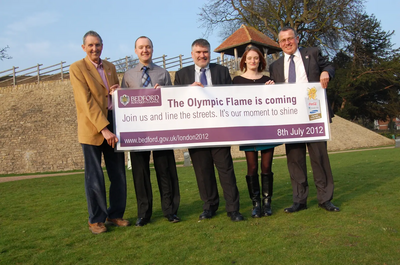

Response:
(232, 46), (277, 218)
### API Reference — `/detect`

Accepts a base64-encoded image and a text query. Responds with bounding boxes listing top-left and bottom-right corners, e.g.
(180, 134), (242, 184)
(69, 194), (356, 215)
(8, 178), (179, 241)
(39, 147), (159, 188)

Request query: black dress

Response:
(232, 75), (279, 151)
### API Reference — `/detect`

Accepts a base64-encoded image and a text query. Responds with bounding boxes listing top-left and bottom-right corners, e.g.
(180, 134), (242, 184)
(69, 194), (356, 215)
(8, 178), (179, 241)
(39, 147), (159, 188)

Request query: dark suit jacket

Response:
(269, 47), (334, 118)
(269, 47), (334, 83)
(174, 63), (232, 85)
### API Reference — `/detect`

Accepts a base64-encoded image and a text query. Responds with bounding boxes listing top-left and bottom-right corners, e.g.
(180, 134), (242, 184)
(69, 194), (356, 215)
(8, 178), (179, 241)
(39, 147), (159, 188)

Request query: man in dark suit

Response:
(269, 27), (340, 213)
(174, 39), (244, 221)
(70, 31), (130, 234)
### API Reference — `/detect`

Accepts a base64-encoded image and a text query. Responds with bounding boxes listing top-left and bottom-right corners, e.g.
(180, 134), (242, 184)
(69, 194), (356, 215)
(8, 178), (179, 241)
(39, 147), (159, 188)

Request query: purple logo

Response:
(118, 88), (162, 108)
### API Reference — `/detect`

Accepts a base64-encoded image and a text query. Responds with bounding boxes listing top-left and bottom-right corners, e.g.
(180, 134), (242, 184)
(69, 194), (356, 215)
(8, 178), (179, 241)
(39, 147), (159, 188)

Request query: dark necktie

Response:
(288, 55), (296, 83)
(200, 68), (208, 86)
(142, 66), (151, 87)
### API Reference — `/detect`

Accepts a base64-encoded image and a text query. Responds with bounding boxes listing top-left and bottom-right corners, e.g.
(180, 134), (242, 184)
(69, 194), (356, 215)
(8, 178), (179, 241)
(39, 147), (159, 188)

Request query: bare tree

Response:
(0, 45), (12, 61)
(199, 0), (364, 55)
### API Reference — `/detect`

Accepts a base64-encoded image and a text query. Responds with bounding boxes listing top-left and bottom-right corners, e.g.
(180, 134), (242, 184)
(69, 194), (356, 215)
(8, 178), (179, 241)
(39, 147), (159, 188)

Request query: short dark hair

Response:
(279, 26), (298, 37)
(191, 39), (210, 50)
(240, 46), (266, 72)
(83, 31), (103, 45)
(135, 36), (153, 48)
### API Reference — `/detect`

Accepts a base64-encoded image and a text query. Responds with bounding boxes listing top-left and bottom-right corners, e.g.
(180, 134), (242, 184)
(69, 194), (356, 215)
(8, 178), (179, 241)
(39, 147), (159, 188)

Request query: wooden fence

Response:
(0, 54), (239, 87)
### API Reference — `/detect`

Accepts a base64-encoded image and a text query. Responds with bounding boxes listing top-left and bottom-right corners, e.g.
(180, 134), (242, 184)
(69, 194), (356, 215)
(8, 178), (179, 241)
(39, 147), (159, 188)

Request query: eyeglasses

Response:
(279, 37), (295, 44)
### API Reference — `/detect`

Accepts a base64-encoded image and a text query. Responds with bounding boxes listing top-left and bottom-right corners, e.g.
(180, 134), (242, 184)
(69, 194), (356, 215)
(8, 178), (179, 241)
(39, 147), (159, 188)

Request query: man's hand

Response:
(190, 81), (204, 87)
(154, 83), (161, 89)
(109, 84), (120, 95)
(101, 127), (119, 148)
(320, 71), (330, 89)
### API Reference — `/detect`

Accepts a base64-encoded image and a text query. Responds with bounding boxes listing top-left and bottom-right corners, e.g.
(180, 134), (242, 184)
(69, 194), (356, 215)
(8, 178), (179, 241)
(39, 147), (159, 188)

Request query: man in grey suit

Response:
(269, 27), (340, 213)
(121, 36), (180, 227)
(174, 39), (244, 221)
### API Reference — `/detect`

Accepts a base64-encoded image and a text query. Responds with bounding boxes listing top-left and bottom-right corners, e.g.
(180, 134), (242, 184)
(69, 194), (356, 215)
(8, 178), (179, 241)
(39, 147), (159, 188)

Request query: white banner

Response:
(113, 82), (330, 151)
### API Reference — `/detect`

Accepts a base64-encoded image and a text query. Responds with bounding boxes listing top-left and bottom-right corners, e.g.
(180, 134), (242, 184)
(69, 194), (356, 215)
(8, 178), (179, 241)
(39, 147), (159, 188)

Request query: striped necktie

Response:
(142, 66), (151, 87)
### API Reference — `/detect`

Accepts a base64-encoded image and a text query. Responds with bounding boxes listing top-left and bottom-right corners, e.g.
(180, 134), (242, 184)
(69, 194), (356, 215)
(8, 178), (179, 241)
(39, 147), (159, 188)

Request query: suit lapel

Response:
(300, 49), (310, 77)
(273, 57), (285, 83)
(84, 57), (107, 89)
(102, 61), (111, 88)
(209, 64), (216, 84)
(209, 63), (222, 85)
(189, 65), (196, 84)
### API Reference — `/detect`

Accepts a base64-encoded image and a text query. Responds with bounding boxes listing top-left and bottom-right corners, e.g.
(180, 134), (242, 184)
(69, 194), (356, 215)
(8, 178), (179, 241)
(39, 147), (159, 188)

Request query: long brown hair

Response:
(240, 46), (266, 73)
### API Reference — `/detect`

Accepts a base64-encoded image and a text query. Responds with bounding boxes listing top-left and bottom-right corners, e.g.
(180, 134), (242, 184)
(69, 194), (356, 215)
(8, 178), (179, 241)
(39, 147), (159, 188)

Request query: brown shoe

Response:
(88, 222), (107, 234)
(106, 218), (131, 227)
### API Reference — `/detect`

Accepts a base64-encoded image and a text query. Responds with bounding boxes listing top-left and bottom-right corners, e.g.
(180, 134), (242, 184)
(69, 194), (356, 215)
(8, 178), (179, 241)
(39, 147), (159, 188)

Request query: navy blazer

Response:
(174, 63), (232, 85)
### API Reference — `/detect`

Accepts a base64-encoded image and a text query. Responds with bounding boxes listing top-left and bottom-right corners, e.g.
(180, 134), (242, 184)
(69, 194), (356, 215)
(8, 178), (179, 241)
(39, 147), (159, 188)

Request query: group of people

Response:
(70, 27), (340, 235)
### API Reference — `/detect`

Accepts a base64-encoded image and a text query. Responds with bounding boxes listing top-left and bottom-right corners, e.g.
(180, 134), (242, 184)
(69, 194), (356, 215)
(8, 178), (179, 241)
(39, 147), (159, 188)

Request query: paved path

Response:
(0, 146), (394, 183)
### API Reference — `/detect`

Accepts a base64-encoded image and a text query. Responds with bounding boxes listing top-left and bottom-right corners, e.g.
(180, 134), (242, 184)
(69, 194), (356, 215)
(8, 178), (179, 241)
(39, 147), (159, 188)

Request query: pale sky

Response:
(0, 0), (398, 71)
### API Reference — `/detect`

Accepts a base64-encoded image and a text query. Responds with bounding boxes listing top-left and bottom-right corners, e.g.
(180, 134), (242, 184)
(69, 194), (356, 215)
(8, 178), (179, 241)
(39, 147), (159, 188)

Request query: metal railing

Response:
(110, 54), (239, 73)
(0, 55), (239, 87)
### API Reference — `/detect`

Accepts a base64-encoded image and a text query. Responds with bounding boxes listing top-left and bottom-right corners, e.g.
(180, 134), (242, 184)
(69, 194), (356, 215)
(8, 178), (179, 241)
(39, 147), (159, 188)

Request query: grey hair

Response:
(279, 26), (298, 37)
(191, 38), (210, 50)
(83, 31), (103, 45)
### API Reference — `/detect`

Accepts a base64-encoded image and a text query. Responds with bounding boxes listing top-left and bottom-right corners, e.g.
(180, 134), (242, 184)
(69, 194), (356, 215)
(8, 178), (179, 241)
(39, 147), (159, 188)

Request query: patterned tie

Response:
(200, 68), (208, 86)
(142, 66), (151, 87)
(288, 55), (296, 83)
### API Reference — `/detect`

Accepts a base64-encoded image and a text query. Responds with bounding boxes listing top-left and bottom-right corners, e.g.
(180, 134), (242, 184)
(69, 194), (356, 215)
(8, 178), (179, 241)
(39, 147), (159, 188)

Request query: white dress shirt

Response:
(194, 64), (212, 85)
(283, 49), (308, 83)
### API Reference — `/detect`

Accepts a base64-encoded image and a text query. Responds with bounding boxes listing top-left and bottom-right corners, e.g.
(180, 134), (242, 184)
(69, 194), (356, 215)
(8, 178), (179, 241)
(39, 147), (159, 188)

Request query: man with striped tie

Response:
(121, 36), (180, 226)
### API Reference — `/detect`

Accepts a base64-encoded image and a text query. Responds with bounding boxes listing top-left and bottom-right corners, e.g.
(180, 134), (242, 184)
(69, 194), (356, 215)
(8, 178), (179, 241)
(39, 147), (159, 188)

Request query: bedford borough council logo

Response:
(120, 94), (129, 106)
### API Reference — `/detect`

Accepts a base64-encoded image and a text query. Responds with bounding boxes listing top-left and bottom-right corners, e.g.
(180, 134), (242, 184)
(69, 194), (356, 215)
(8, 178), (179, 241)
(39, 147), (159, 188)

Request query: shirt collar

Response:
(284, 49), (301, 62)
(195, 64), (209, 72)
(88, 58), (103, 69)
(139, 61), (154, 71)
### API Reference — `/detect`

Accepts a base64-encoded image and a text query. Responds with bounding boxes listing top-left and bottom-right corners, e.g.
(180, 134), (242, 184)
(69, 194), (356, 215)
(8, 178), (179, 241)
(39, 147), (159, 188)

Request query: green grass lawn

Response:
(0, 148), (399, 264)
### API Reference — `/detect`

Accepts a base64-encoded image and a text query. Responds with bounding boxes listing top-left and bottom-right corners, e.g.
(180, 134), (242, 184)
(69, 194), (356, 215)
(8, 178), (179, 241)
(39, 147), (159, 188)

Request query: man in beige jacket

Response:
(70, 30), (129, 234)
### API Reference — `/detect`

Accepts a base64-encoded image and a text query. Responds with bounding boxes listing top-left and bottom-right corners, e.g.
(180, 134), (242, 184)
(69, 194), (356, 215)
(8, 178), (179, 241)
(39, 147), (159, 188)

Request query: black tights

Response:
(245, 148), (274, 176)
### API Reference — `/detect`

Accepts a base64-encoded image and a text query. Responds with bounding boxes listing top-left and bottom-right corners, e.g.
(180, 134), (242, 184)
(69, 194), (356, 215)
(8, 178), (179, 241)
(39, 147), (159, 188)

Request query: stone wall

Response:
(0, 73), (243, 174)
(0, 73), (394, 175)
(1, 80), (84, 174)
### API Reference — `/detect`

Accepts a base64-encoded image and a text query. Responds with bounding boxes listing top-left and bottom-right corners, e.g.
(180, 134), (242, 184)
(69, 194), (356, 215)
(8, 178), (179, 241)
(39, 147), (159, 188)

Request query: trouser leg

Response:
(212, 147), (240, 213)
(189, 148), (219, 212)
(130, 151), (153, 219)
(285, 143), (309, 204)
(82, 144), (107, 224)
(153, 150), (180, 216)
(307, 142), (334, 204)
(103, 144), (127, 219)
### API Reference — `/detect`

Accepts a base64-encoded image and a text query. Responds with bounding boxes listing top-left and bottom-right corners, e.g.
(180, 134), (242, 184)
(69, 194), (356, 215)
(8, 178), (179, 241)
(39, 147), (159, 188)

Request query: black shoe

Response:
(284, 203), (307, 213)
(199, 210), (216, 220)
(166, 214), (180, 223)
(135, 217), (150, 227)
(319, 201), (340, 212)
(227, 211), (244, 222)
